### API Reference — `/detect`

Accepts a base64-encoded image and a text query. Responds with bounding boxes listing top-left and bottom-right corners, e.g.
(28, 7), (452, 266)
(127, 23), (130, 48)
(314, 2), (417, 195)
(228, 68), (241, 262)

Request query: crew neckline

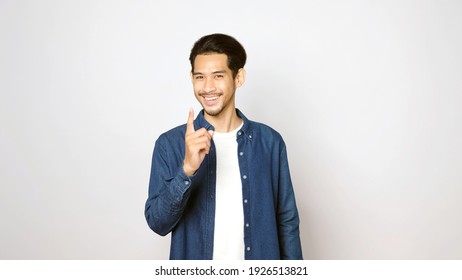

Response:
(213, 122), (244, 140)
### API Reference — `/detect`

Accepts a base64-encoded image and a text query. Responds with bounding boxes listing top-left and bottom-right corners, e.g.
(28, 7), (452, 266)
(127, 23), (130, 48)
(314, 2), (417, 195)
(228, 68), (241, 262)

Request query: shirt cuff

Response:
(174, 167), (193, 198)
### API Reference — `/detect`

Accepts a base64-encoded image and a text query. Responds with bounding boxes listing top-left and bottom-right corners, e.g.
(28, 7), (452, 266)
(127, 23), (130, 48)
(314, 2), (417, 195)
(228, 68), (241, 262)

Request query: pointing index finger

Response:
(186, 108), (195, 135)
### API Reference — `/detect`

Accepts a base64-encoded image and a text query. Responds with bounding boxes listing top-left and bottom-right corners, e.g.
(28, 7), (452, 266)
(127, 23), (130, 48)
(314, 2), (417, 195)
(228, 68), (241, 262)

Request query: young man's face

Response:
(191, 53), (244, 118)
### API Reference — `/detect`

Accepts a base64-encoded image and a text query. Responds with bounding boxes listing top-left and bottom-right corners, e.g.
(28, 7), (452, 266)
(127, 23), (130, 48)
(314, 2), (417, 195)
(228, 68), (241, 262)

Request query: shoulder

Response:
(238, 109), (282, 139)
(249, 120), (281, 135)
(247, 119), (285, 145)
(155, 124), (186, 146)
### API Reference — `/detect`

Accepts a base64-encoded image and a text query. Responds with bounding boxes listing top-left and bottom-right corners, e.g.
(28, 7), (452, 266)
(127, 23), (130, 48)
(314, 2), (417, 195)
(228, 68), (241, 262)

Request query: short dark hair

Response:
(189, 33), (247, 78)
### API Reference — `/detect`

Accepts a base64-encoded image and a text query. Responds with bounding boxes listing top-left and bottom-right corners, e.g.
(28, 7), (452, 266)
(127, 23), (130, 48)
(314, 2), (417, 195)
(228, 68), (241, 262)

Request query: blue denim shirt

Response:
(145, 109), (303, 260)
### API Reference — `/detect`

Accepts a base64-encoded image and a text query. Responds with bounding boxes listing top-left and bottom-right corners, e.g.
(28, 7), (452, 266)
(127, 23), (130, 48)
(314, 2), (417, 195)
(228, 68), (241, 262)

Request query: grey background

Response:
(1, 0), (461, 259)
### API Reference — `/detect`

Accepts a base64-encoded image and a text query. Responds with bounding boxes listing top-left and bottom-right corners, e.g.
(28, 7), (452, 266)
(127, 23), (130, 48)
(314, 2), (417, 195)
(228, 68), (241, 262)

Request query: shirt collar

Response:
(194, 109), (252, 139)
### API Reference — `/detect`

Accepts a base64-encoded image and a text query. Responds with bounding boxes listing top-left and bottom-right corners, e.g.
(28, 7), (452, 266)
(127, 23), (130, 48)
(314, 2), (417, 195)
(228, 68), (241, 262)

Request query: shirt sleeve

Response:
(277, 143), (304, 260)
(144, 135), (192, 236)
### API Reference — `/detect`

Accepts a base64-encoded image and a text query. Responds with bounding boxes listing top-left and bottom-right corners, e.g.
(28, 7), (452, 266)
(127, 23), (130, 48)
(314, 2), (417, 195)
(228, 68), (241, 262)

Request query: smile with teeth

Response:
(204, 96), (219, 101)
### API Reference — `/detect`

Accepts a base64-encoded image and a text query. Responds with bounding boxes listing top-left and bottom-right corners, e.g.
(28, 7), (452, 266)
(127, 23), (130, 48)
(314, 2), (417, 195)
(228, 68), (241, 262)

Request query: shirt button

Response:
(244, 199), (248, 204)
(238, 131), (242, 136)
(185, 181), (190, 185)
(239, 152), (244, 156)
(245, 223), (249, 227)
(247, 247), (251, 251)
(249, 135), (252, 139)
(243, 175), (247, 180)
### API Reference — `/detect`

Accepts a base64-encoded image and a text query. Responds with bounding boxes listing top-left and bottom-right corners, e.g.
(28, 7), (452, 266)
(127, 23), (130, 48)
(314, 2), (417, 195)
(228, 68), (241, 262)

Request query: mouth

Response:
(201, 95), (221, 106)
(204, 96), (219, 102)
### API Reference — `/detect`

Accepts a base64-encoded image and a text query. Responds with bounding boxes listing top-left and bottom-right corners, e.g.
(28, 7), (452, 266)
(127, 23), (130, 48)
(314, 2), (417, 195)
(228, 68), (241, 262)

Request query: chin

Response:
(203, 107), (223, 117)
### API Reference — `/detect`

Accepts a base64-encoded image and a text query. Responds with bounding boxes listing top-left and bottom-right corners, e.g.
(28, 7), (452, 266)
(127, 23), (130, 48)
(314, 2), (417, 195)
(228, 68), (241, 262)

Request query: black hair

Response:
(189, 33), (247, 78)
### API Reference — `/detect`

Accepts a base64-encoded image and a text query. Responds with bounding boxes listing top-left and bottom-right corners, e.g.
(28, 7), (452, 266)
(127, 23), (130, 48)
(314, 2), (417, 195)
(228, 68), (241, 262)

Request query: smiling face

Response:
(191, 53), (245, 119)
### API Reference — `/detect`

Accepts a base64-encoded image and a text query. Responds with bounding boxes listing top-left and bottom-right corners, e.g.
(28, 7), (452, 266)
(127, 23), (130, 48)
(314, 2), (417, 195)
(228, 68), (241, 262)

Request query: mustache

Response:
(199, 93), (222, 97)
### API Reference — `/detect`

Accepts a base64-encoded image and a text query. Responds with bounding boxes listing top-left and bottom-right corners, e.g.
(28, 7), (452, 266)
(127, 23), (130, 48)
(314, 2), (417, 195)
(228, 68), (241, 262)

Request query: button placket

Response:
(237, 131), (252, 257)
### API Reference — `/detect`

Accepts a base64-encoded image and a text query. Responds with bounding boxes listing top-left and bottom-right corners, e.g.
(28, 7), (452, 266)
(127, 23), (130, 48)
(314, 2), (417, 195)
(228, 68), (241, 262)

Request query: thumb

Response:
(186, 108), (195, 135)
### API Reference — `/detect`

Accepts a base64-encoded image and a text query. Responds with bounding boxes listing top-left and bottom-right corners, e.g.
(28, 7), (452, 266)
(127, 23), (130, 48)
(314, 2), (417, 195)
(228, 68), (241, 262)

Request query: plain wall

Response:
(1, 0), (461, 259)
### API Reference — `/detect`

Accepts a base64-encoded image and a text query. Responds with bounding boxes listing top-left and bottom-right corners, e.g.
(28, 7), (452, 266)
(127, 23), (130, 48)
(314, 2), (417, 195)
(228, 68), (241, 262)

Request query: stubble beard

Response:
(198, 91), (235, 117)
(203, 105), (223, 117)
(199, 93), (225, 117)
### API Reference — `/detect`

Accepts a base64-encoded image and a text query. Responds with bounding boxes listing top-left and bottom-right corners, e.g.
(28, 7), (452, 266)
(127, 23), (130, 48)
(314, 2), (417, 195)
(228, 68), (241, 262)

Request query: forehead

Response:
(193, 53), (230, 72)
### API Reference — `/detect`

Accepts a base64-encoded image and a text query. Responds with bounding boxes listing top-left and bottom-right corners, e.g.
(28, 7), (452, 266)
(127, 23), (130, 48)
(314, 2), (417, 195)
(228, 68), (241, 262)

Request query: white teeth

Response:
(205, 96), (218, 101)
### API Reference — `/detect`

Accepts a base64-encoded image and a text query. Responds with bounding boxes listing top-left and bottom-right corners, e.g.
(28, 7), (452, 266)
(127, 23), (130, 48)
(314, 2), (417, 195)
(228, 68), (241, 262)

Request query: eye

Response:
(215, 74), (224, 79)
(194, 75), (204, 80)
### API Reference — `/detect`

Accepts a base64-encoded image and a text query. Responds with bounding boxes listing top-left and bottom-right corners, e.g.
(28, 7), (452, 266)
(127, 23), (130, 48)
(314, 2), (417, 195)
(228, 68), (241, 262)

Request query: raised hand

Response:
(183, 108), (214, 176)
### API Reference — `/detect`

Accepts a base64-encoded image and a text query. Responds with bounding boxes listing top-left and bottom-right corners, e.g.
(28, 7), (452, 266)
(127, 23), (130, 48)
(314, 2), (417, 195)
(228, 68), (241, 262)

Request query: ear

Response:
(234, 68), (246, 88)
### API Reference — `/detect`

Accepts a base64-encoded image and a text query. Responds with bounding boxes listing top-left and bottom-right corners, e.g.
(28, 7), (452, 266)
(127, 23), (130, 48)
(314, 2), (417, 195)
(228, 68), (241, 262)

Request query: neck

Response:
(204, 107), (242, 133)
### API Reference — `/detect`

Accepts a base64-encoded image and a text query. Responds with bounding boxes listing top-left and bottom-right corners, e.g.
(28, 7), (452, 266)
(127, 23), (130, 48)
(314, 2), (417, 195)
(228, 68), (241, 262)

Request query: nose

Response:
(202, 77), (216, 93)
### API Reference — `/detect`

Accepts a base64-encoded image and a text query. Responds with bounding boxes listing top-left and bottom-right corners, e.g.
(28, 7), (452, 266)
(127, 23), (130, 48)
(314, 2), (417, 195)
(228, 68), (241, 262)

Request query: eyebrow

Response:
(192, 70), (227, 76)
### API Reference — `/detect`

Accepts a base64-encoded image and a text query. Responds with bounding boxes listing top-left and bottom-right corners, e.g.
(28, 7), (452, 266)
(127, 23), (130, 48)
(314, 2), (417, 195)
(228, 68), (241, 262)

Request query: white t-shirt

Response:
(212, 123), (245, 260)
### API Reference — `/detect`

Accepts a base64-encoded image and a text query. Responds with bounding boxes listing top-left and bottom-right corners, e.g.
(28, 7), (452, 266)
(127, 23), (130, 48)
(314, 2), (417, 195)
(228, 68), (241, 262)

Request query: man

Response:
(145, 33), (303, 260)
